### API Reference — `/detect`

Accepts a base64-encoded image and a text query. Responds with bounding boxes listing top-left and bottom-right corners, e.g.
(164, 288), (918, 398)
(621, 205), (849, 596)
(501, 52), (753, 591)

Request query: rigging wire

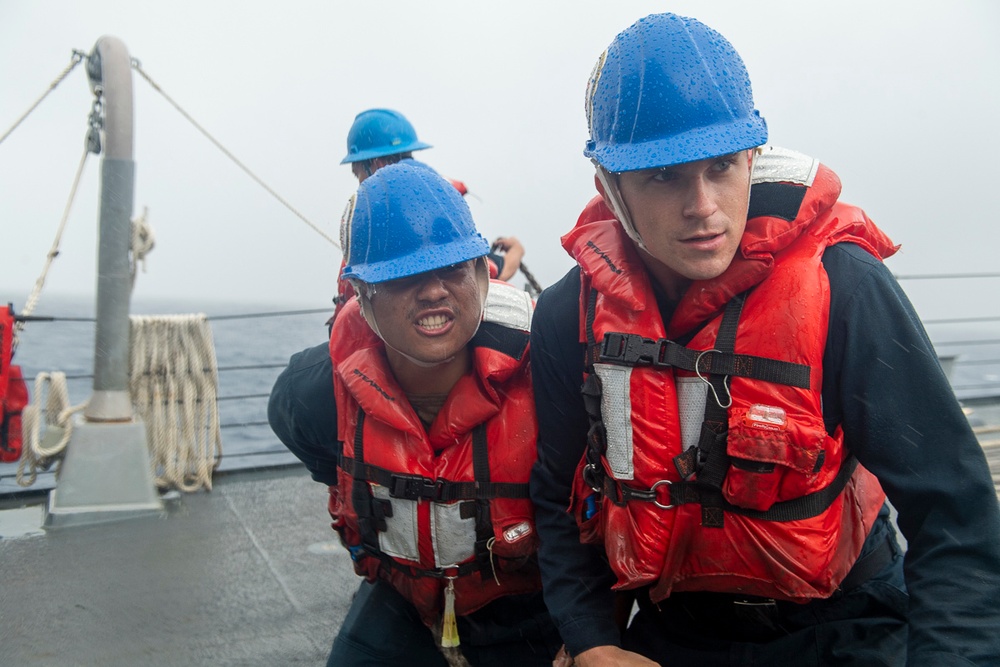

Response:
(16, 307), (332, 324)
(0, 50), (86, 147)
(217, 393), (270, 402)
(207, 308), (331, 321)
(129, 59), (339, 249)
(895, 272), (1000, 280)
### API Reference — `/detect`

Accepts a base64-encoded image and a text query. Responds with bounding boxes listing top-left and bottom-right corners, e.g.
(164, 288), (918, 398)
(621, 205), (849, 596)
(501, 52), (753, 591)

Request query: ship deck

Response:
(1, 401), (999, 667)
(0, 466), (356, 667)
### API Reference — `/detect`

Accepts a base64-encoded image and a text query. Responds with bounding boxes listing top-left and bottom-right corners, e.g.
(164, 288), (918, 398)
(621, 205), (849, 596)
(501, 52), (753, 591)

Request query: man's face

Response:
(365, 259), (483, 367)
(616, 151), (752, 292)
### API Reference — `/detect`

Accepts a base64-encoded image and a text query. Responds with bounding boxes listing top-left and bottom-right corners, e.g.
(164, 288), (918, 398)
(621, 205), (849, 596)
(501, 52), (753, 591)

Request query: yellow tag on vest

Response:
(440, 578), (460, 648)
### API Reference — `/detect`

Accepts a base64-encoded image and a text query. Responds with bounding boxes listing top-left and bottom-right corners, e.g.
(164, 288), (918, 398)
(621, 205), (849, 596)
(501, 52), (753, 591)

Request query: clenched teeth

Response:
(418, 314), (449, 330)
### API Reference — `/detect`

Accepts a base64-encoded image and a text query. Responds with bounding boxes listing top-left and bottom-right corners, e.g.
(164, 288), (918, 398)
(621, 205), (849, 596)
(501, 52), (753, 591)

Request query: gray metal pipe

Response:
(83, 36), (135, 422)
(45, 35), (162, 525)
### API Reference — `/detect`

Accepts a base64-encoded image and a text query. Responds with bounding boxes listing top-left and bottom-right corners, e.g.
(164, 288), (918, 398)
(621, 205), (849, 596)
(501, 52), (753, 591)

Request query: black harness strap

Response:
(470, 321), (530, 361)
(470, 424), (496, 581)
(374, 554), (480, 579)
(583, 285), (855, 526)
(338, 455), (529, 501)
(837, 521), (896, 591)
(671, 455), (859, 522)
(599, 332), (810, 389)
(351, 409), (389, 554)
(601, 454), (860, 523)
(581, 288), (608, 493)
(346, 414), (518, 582)
(689, 294), (746, 527)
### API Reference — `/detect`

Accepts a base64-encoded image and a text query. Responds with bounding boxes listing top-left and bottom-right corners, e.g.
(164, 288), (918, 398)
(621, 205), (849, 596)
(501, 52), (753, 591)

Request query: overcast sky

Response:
(1, 1), (998, 321)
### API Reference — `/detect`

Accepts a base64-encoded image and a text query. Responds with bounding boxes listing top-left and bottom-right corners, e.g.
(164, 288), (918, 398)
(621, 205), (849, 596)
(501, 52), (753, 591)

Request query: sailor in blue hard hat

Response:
(581, 12), (767, 295)
(529, 11), (1000, 667)
(332, 109), (527, 323)
(341, 160), (492, 367)
(340, 108), (433, 182)
(270, 159), (560, 665)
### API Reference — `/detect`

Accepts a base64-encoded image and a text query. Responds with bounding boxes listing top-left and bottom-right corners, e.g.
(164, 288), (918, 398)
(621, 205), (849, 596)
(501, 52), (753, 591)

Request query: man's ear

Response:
(594, 173), (607, 198)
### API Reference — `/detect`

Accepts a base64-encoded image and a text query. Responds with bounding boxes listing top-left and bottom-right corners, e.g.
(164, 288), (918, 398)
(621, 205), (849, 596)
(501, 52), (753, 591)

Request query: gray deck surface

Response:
(0, 467), (356, 667)
(2, 402), (999, 667)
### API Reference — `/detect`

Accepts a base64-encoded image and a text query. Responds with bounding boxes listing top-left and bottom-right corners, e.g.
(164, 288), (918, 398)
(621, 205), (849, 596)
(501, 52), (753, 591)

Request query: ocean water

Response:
(3, 292), (999, 495)
(1, 293), (333, 494)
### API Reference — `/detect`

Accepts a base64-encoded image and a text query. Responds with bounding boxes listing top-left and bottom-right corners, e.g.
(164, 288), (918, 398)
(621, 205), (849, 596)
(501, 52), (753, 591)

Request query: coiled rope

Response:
(18, 316), (223, 492)
(129, 314), (222, 492)
(16, 372), (87, 487)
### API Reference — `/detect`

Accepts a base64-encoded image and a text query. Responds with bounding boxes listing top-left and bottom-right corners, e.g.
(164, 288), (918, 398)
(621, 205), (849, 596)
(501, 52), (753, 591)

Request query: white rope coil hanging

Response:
(129, 314), (221, 492)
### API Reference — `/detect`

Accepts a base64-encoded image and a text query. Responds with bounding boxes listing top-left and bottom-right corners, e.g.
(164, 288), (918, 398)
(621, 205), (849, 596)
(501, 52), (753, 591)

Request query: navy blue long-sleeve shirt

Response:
(268, 342), (340, 486)
(529, 242), (1000, 665)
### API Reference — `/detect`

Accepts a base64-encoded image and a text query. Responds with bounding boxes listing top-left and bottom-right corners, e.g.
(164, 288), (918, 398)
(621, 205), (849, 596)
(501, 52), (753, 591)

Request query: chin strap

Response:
(354, 257), (490, 369)
(594, 148), (761, 251)
(594, 162), (645, 251)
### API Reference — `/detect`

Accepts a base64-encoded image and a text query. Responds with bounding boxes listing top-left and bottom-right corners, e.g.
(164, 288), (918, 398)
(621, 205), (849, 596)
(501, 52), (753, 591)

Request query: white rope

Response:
(16, 372), (87, 487)
(15, 147), (91, 348)
(129, 206), (156, 288)
(129, 314), (222, 492)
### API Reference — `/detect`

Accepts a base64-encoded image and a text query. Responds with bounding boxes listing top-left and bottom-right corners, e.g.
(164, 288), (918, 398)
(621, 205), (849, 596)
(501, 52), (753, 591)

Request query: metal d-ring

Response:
(583, 463), (602, 493)
(695, 348), (733, 409)
(650, 479), (674, 510)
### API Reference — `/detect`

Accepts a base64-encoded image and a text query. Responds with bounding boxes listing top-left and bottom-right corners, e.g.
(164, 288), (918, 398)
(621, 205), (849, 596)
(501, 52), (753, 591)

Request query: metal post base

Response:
(46, 415), (163, 528)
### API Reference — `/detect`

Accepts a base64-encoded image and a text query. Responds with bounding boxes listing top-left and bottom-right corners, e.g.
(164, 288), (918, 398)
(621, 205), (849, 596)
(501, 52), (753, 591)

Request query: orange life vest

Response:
(566, 147), (897, 603)
(329, 282), (540, 625)
(1, 305), (28, 463)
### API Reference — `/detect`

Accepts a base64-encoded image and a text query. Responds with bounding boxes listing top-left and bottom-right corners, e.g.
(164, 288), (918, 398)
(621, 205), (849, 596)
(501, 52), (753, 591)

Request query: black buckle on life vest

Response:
(602, 475), (674, 509)
(599, 332), (671, 368)
(582, 463), (603, 493)
(389, 473), (444, 501)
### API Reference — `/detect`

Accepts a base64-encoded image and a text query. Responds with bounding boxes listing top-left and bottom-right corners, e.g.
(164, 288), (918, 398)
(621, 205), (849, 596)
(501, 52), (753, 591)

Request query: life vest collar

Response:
(331, 284), (531, 445)
(564, 146), (898, 338)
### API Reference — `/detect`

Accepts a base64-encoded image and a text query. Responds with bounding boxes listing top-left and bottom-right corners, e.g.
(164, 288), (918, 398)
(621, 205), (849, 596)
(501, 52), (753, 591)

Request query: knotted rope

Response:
(16, 372), (87, 487)
(130, 206), (156, 287)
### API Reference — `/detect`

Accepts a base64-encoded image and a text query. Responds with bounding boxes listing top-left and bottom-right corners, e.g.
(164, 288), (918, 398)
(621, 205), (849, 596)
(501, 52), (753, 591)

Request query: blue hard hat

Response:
(340, 109), (433, 164)
(341, 161), (489, 284)
(584, 13), (767, 172)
